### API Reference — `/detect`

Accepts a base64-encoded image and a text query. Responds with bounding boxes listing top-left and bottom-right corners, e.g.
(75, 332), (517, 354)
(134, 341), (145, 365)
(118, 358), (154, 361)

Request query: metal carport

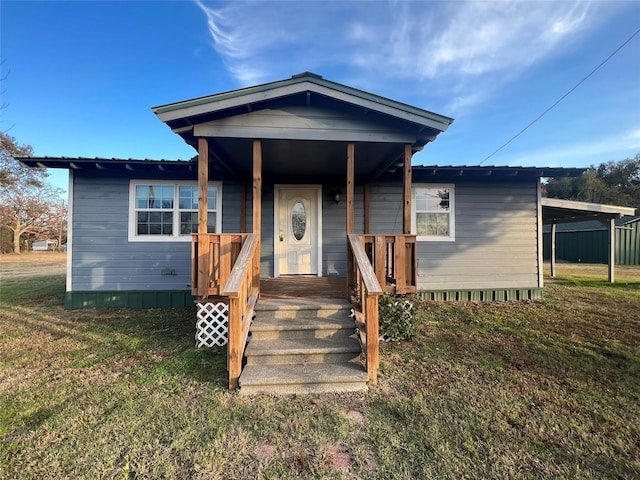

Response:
(542, 198), (637, 282)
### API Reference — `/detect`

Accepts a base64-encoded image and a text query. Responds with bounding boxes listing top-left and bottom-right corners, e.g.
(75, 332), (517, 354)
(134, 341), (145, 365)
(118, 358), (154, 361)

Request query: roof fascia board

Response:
(541, 197), (636, 216)
(19, 157), (196, 172)
(304, 83), (451, 131)
(155, 82), (308, 122)
(412, 166), (583, 179)
(154, 76), (453, 131)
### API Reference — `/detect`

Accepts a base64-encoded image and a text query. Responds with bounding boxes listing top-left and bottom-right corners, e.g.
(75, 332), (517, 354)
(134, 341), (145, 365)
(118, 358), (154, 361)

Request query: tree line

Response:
(544, 153), (640, 212)
(0, 132), (67, 253)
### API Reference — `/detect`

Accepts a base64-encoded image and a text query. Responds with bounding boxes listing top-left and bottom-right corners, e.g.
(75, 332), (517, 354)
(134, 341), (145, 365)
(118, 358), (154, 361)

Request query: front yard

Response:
(1, 255), (639, 479)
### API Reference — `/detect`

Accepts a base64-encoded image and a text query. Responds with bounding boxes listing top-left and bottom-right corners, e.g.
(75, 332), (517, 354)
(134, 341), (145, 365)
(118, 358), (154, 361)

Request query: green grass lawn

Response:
(1, 264), (639, 479)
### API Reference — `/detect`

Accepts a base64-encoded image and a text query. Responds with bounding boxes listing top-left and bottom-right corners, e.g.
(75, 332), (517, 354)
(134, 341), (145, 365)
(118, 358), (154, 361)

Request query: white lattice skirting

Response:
(196, 302), (229, 347)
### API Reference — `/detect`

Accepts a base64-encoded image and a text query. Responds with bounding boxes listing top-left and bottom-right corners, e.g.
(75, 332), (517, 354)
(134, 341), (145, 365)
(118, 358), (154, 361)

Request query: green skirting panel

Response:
(65, 290), (196, 309)
(414, 288), (543, 302)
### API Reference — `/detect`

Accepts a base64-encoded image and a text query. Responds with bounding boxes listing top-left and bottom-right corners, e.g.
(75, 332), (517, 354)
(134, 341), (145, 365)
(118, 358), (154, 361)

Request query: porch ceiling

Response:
(207, 137), (405, 181)
(153, 73), (454, 182)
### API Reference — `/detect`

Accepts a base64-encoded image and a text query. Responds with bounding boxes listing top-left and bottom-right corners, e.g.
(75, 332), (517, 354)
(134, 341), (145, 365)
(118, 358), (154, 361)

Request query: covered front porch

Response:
(152, 72), (453, 391)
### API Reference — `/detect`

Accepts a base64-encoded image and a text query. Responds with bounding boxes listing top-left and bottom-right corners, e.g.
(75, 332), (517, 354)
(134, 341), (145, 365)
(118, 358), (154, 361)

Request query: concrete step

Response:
(255, 298), (352, 320)
(239, 297), (367, 395)
(244, 336), (362, 365)
(250, 316), (356, 340)
(239, 362), (368, 395)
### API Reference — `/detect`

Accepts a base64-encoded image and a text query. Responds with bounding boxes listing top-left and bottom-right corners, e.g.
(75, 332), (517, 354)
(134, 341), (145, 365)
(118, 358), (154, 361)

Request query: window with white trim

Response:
(412, 184), (455, 241)
(129, 181), (222, 242)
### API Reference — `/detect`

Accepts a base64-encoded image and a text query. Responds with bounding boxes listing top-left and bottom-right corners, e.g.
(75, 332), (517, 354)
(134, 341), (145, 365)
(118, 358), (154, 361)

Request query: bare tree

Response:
(0, 132), (64, 253)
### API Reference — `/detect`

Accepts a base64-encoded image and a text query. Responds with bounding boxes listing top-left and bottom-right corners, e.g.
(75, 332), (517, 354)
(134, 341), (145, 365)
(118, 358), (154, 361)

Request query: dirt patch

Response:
(256, 443), (277, 459)
(343, 409), (365, 424)
(0, 252), (67, 280)
(327, 445), (351, 471)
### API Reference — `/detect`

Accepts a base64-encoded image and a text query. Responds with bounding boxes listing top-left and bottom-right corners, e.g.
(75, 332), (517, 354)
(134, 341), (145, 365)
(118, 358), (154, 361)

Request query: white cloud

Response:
(194, 1), (616, 113)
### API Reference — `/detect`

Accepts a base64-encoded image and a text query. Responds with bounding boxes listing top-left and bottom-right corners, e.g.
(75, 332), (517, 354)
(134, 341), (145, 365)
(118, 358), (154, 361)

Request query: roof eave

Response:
(152, 72), (454, 133)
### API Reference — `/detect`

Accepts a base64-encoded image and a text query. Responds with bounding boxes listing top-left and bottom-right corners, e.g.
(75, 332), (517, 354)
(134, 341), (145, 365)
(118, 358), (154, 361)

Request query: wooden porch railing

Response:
(192, 233), (259, 390)
(347, 234), (383, 384)
(361, 234), (417, 294)
(222, 233), (260, 390)
(191, 233), (250, 298)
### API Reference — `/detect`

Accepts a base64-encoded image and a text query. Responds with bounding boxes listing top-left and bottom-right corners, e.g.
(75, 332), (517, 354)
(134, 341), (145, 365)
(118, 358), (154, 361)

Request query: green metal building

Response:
(543, 216), (640, 265)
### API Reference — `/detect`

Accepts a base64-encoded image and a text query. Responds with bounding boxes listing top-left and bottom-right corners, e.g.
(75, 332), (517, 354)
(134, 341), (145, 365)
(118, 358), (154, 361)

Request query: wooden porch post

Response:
(197, 138), (209, 299)
(253, 140), (262, 288)
(347, 143), (355, 234)
(550, 223), (557, 278)
(403, 144), (412, 234)
(346, 143), (355, 293)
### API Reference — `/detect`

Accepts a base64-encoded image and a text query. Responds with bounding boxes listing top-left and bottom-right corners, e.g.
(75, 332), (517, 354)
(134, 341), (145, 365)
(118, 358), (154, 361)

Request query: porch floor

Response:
(260, 276), (347, 299)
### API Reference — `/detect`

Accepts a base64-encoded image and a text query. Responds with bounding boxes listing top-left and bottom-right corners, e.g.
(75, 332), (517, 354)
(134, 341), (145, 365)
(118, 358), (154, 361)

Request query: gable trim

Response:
(153, 73), (453, 132)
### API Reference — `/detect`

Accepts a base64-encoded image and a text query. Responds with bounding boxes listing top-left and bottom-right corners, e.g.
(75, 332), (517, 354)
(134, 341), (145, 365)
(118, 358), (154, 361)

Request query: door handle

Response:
(279, 234), (284, 242)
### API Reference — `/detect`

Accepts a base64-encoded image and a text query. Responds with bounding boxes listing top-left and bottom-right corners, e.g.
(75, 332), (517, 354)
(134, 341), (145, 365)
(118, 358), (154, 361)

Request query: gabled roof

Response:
(150, 73), (455, 180)
(153, 72), (453, 137)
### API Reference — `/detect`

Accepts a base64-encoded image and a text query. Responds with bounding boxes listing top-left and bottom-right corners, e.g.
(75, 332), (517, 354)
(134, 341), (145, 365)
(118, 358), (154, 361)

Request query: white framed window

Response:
(128, 181), (222, 242)
(412, 184), (455, 241)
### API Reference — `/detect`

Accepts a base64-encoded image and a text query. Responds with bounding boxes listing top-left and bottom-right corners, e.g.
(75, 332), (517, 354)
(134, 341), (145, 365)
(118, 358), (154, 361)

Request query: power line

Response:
(479, 27), (640, 165)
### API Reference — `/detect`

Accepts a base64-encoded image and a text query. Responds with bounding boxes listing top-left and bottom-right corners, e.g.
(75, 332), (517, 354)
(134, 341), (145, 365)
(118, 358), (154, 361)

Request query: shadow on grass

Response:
(0, 274), (229, 389)
(551, 276), (640, 289)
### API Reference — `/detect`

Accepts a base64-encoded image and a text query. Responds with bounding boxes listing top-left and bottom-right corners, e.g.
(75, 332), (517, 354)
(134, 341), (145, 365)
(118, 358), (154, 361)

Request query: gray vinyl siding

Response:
(415, 181), (539, 290)
(70, 175), (243, 292)
(368, 183), (403, 234)
(322, 184), (367, 275)
(70, 174), (539, 292)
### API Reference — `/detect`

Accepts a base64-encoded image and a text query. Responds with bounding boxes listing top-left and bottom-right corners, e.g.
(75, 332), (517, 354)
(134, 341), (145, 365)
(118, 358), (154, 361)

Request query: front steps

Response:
(239, 298), (369, 395)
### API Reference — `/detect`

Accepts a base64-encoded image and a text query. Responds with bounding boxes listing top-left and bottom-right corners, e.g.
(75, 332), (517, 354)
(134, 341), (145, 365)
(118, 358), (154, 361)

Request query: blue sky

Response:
(2, 1), (639, 193)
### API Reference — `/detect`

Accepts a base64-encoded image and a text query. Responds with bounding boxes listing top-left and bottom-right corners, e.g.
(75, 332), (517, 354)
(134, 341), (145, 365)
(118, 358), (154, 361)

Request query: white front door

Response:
(276, 186), (321, 276)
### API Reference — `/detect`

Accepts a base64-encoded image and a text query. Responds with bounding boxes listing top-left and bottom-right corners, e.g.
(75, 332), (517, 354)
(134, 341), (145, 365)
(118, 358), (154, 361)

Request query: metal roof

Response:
(411, 165), (585, 180)
(153, 72), (454, 130)
(19, 156), (586, 181)
(19, 157), (198, 173)
(542, 197), (637, 225)
(543, 215), (640, 233)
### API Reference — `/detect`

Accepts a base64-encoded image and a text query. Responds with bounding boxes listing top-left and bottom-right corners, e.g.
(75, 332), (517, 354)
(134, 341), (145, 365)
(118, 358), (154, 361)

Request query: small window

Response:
(129, 181), (221, 242)
(291, 200), (306, 241)
(412, 184), (455, 241)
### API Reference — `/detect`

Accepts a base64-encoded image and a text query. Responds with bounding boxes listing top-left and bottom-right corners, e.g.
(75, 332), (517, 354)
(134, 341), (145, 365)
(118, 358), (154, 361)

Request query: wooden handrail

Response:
(222, 233), (260, 390)
(360, 234), (417, 294)
(191, 233), (249, 298)
(348, 234), (384, 296)
(347, 234), (383, 384)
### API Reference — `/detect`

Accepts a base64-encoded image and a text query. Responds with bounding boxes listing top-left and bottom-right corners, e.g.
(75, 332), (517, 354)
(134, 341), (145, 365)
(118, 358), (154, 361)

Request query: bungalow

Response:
(21, 72), (585, 392)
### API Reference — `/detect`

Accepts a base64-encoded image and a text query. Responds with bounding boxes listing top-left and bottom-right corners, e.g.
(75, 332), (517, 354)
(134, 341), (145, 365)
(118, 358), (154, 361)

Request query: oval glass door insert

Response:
(291, 201), (306, 241)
